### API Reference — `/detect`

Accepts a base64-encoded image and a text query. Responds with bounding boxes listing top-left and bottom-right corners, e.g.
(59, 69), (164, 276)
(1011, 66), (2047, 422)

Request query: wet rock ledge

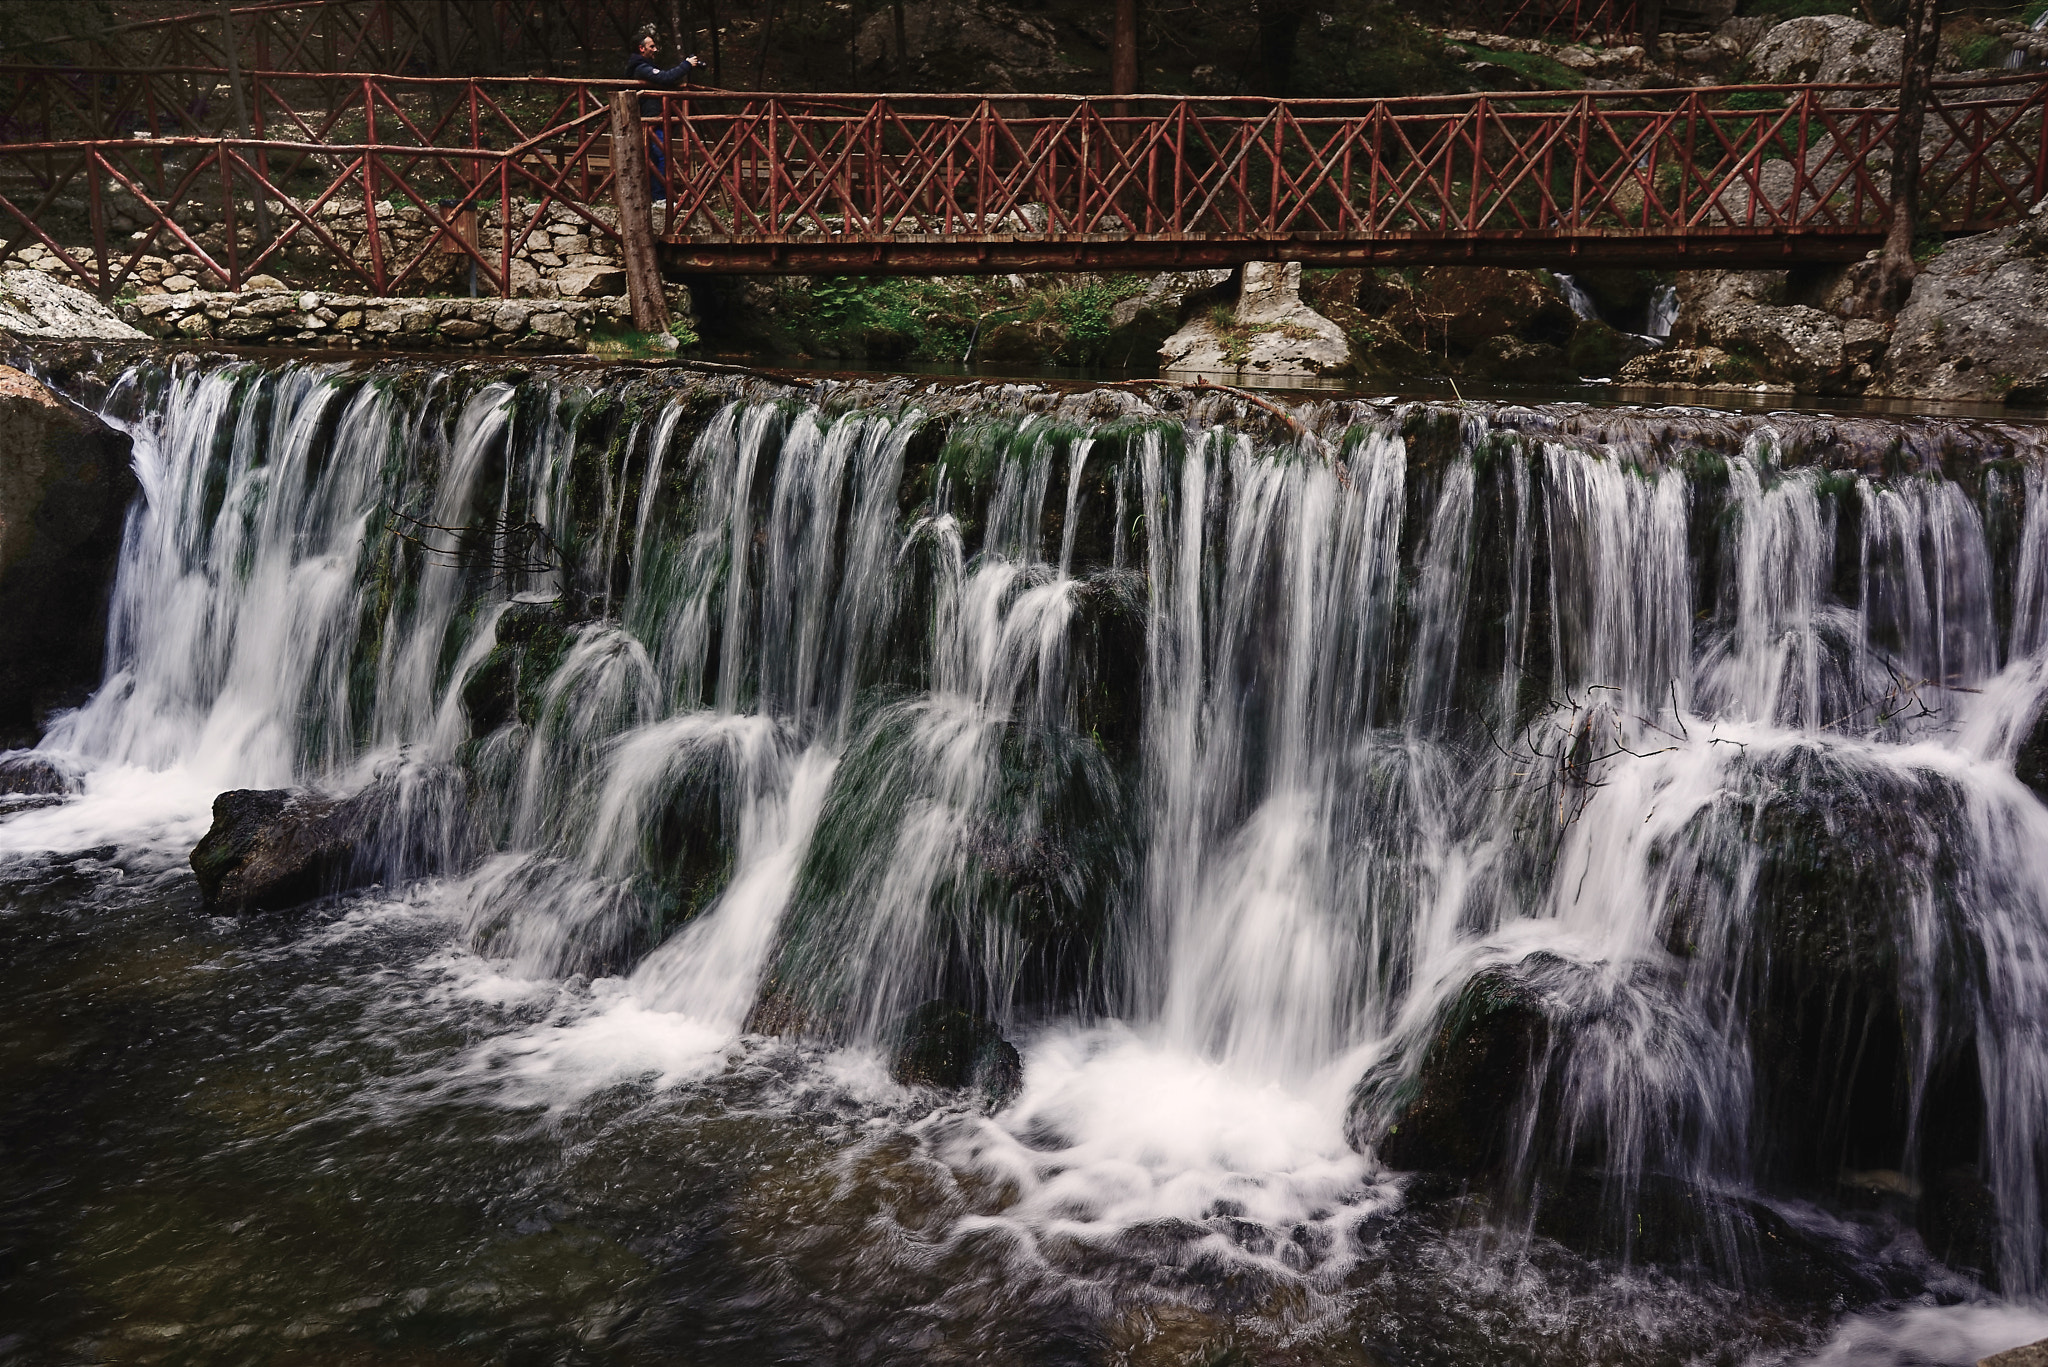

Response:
(189, 785), (394, 914)
(0, 364), (133, 746)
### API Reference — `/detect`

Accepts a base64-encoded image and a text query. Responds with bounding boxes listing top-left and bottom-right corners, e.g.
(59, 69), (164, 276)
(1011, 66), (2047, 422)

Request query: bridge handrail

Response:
(630, 75), (2048, 274)
(630, 71), (2048, 112)
(4, 66), (2045, 105)
(0, 65), (641, 87)
(1, 69), (2044, 299)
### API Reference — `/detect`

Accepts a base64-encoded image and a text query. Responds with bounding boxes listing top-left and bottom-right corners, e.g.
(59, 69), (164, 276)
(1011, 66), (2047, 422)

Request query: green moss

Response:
(1813, 470), (1860, 501)
(1292, 3), (1468, 98)
(1953, 32), (2009, 69)
(1466, 46), (1585, 91)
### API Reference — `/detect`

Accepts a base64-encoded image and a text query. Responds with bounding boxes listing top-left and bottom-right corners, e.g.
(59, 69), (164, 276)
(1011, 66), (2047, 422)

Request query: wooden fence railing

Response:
(0, 72), (636, 296)
(4, 72), (2048, 295)
(637, 77), (2048, 273)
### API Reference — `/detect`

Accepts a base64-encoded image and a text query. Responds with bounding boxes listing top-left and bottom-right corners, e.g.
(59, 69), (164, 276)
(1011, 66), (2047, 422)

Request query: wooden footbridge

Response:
(0, 66), (2044, 300)
(636, 80), (2048, 275)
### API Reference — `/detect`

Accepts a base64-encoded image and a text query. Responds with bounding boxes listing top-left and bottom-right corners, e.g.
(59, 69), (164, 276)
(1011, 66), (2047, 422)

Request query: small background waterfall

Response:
(10, 352), (2048, 1364)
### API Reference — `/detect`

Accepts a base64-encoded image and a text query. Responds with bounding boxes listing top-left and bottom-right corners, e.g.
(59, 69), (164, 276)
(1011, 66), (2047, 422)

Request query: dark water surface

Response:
(10, 854), (2011, 1367)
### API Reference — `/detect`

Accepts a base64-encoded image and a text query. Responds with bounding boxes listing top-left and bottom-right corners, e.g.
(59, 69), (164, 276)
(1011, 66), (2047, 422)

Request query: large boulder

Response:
(1694, 301), (1851, 393)
(852, 0), (1083, 91)
(1747, 15), (1905, 92)
(1616, 345), (1757, 389)
(1159, 261), (1352, 377)
(1566, 318), (1658, 378)
(0, 366), (135, 746)
(0, 267), (146, 340)
(1636, 284), (1887, 393)
(1882, 224), (2048, 403)
(0, 749), (78, 796)
(189, 784), (392, 913)
(0, 748), (80, 815)
(1104, 269), (1231, 363)
(553, 265), (625, 300)
(1418, 267), (1576, 351)
(1670, 269), (1787, 345)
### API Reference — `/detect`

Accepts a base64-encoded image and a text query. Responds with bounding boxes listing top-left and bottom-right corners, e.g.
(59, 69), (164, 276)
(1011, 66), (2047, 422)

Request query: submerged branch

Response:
(384, 505), (565, 583)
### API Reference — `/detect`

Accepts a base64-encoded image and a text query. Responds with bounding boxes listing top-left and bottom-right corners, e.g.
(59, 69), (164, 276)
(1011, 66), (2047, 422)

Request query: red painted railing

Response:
(641, 78), (2048, 273)
(0, 64), (626, 145)
(0, 71), (633, 296)
(3, 72), (2047, 296)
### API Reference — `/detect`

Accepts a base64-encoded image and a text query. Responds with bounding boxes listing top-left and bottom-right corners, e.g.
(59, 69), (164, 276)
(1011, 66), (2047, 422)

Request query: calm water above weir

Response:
(8, 355), (2048, 1365)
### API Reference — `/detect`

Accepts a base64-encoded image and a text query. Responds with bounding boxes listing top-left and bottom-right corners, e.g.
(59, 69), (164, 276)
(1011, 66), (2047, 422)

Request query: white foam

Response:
(0, 759), (219, 856)
(1789, 1301), (2048, 1367)
(452, 977), (737, 1105)
(934, 1024), (1388, 1255)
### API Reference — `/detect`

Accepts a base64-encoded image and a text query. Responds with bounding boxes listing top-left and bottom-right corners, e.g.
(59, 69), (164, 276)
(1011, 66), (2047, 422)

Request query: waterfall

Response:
(1553, 272), (1600, 321)
(18, 353), (2048, 1311)
(1647, 282), (1679, 339)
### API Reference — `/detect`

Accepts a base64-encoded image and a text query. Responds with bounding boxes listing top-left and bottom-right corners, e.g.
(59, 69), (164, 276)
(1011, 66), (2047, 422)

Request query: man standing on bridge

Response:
(627, 24), (705, 202)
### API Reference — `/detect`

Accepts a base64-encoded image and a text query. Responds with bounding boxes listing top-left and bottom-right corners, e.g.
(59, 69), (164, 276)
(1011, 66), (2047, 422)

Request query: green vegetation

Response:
(1953, 32), (2010, 70)
(583, 320), (700, 361)
(1724, 91), (1788, 112)
(710, 273), (1159, 368)
(804, 276), (974, 361)
(1298, 5), (1472, 98)
(1464, 47), (1585, 92)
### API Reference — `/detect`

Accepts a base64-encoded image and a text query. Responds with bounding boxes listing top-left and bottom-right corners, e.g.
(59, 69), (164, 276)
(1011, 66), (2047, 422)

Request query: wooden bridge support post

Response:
(609, 91), (671, 334)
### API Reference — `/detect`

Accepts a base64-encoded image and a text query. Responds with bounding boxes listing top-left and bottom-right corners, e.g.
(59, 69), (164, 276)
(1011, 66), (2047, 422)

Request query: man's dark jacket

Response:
(627, 53), (699, 114)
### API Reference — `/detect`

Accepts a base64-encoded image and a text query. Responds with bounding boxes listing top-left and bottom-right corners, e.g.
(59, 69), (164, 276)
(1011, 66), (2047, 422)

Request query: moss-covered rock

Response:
(891, 999), (1022, 1110)
(460, 597), (573, 737)
(1566, 318), (1657, 378)
(189, 785), (390, 914)
(1463, 336), (1574, 385)
(1348, 960), (1553, 1176)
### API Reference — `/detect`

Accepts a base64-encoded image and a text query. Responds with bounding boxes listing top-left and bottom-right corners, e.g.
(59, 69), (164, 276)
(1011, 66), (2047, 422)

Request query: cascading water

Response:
(9, 352), (2048, 1363)
(1647, 282), (1680, 340)
(1554, 271), (1602, 322)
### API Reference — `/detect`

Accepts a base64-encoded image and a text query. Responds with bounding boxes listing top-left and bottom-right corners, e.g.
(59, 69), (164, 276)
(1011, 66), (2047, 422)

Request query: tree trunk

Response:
(1112, 0), (1138, 97)
(667, 0), (686, 62)
(609, 93), (672, 334)
(1256, 0), (1310, 98)
(753, 0), (781, 89)
(893, 0), (907, 71)
(1862, 0), (1942, 319)
(1639, 0), (1663, 47)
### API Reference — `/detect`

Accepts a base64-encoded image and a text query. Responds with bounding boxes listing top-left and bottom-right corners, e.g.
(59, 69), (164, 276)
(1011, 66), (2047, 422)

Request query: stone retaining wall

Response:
(115, 287), (677, 353)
